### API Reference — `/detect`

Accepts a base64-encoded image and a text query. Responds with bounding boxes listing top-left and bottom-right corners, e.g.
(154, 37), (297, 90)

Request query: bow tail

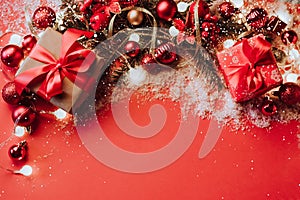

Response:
(37, 70), (64, 100)
(246, 69), (263, 93)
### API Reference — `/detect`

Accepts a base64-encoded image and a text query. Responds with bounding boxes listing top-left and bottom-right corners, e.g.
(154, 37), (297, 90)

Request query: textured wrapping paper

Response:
(217, 35), (283, 102)
(15, 29), (104, 112)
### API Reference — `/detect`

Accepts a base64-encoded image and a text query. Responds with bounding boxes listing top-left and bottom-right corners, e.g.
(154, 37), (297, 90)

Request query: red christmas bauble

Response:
(124, 41), (140, 58)
(90, 12), (111, 31)
(1, 82), (22, 105)
(189, 0), (210, 19)
(218, 2), (235, 19)
(154, 42), (178, 65)
(281, 30), (298, 45)
(261, 99), (277, 116)
(0, 45), (24, 68)
(8, 141), (27, 161)
(277, 82), (300, 105)
(156, 0), (177, 21)
(12, 105), (36, 127)
(246, 8), (268, 29)
(141, 54), (160, 74)
(32, 6), (56, 29)
(22, 35), (37, 54)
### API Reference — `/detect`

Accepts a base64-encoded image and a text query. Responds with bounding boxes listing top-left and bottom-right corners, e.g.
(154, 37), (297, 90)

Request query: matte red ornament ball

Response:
(32, 6), (56, 29)
(156, 0), (177, 21)
(124, 41), (140, 58)
(1, 82), (22, 105)
(0, 44), (24, 68)
(8, 141), (27, 161)
(12, 105), (36, 127)
(218, 2), (235, 19)
(246, 8), (268, 29)
(22, 35), (37, 54)
(281, 30), (298, 45)
(277, 82), (300, 105)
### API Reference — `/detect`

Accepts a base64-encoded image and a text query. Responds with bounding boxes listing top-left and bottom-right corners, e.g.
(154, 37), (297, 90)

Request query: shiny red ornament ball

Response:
(8, 141), (27, 161)
(154, 42), (178, 65)
(1, 45), (24, 68)
(12, 105), (36, 127)
(246, 8), (268, 29)
(32, 6), (56, 29)
(218, 2), (235, 19)
(22, 35), (37, 54)
(1, 82), (22, 105)
(124, 41), (140, 58)
(90, 12), (111, 31)
(141, 54), (160, 74)
(261, 99), (277, 116)
(277, 82), (300, 105)
(156, 0), (177, 21)
(189, 0), (210, 19)
(281, 30), (298, 45)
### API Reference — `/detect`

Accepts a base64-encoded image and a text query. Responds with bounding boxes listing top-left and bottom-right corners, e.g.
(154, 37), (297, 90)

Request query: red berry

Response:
(201, 31), (209, 38)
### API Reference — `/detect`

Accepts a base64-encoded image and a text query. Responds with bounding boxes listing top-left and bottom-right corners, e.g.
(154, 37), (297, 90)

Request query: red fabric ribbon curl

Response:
(15, 29), (96, 100)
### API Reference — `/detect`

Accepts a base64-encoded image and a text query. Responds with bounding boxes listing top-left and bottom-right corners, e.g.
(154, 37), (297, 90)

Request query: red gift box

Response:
(14, 28), (103, 112)
(217, 34), (283, 102)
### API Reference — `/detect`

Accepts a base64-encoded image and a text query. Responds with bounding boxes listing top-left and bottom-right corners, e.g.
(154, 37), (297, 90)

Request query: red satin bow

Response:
(222, 36), (274, 94)
(15, 29), (96, 100)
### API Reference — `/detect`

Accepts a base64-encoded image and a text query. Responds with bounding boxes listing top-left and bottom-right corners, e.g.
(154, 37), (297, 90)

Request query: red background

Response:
(1, 6), (300, 200)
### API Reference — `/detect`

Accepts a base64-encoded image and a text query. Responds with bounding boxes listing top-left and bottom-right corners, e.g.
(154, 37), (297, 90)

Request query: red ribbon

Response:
(222, 35), (275, 94)
(15, 29), (96, 100)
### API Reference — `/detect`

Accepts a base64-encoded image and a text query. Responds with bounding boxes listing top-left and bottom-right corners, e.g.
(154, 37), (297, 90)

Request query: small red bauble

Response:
(189, 0), (210, 19)
(156, 0), (177, 21)
(218, 2), (235, 19)
(22, 35), (37, 54)
(0, 45), (24, 68)
(277, 82), (300, 105)
(124, 41), (140, 58)
(281, 30), (298, 45)
(90, 12), (111, 31)
(246, 8), (268, 29)
(1, 82), (22, 105)
(261, 99), (277, 116)
(12, 105), (36, 127)
(141, 53), (160, 74)
(155, 42), (178, 65)
(8, 141), (27, 161)
(32, 6), (56, 29)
